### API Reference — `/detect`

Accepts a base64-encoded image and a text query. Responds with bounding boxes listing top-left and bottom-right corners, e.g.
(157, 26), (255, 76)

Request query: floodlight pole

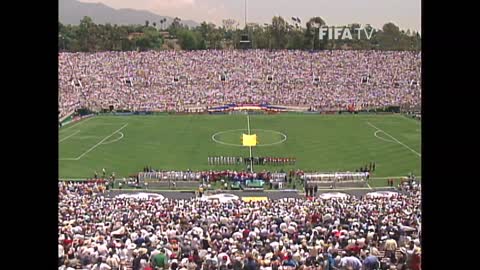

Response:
(245, 0), (247, 29)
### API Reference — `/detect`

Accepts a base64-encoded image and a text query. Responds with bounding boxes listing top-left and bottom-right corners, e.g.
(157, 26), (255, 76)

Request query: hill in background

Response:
(59, 0), (199, 27)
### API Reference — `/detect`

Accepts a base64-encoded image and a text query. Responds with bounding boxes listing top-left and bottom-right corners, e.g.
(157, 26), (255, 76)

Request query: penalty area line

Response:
(374, 130), (395, 143)
(246, 114), (253, 171)
(367, 122), (421, 157)
(102, 132), (124, 145)
(59, 130), (80, 143)
(59, 117), (94, 133)
(73, 123), (128, 160)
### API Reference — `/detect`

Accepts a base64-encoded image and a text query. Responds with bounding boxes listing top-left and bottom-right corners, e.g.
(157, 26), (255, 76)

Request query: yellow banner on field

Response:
(242, 197), (268, 202)
(242, 134), (257, 146)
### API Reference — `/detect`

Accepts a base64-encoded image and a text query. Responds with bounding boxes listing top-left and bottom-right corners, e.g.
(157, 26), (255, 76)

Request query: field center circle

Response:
(212, 129), (287, 147)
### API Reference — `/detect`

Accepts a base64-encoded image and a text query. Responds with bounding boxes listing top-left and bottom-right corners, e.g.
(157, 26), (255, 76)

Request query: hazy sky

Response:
(79, 0), (421, 31)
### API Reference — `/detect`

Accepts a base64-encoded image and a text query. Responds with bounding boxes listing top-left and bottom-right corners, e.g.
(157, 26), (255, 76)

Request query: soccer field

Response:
(59, 114), (421, 181)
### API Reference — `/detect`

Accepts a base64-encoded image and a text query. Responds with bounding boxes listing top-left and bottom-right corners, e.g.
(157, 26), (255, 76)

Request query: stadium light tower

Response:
(59, 34), (65, 51)
(244, 0), (247, 29)
(239, 0), (251, 49)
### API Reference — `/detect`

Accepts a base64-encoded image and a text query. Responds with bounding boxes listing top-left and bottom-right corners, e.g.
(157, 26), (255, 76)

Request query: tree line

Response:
(59, 16), (421, 52)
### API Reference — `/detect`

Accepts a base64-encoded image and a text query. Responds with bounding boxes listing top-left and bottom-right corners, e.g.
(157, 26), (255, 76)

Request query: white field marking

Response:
(211, 129), (247, 147)
(73, 123), (128, 160)
(367, 122), (421, 157)
(249, 145), (253, 172)
(211, 129), (287, 147)
(367, 182), (373, 190)
(59, 130), (80, 143)
(59, 158), (79, 161)
(374, 130), (395, 143)
(246, 114), (253, 171)
(257, 132), (287, 146)
(102, 132), (124, 145)
(75, 136), (105, 140)
(95, 123), (128, 125)
(59, 117), (94, 133)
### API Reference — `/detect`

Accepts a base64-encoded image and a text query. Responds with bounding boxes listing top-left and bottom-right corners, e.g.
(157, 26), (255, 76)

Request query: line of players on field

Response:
(208, 156), (296, 166)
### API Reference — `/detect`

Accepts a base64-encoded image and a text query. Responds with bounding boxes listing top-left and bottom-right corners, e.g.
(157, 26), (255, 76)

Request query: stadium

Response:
(58, 1), (421, 270)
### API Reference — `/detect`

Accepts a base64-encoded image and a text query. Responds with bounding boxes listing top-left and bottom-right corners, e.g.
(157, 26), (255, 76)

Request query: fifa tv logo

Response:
(318, 26), (375, 40)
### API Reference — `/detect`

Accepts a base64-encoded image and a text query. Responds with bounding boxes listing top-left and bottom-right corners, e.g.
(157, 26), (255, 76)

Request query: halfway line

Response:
(246, 114), (253, 172)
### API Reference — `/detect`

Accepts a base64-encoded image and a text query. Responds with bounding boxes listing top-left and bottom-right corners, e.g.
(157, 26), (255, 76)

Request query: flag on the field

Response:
(242, 134), (257, 147)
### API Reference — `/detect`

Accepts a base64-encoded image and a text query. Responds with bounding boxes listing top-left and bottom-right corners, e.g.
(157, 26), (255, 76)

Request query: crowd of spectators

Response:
(59, 50), (421, 118)
(139, 170), (293, 182)
(58, 180), (421, 270)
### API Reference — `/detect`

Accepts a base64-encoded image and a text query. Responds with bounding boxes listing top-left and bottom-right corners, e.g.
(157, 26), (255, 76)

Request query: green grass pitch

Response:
(59, 114), (421, 184)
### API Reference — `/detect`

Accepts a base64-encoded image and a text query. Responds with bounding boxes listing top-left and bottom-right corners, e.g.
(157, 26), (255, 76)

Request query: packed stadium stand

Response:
(58, 48), (421, 270)
(59, 50), (420, 117)
(58, 180), (421, 270)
